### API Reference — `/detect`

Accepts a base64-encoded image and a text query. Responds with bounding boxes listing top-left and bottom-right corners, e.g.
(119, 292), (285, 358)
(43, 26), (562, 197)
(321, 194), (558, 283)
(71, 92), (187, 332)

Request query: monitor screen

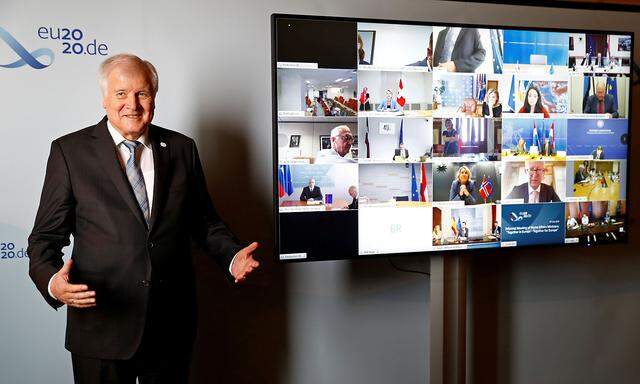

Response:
(272, 14), (632, 262)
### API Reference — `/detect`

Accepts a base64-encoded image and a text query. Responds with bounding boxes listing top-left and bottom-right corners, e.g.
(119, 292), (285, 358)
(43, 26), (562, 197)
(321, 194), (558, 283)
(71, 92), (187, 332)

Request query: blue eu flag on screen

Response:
(411, 164), (419, 201)
(399, 119), (404, 146)
(606, 77), (618, 111)
(508, 74), (515, 112)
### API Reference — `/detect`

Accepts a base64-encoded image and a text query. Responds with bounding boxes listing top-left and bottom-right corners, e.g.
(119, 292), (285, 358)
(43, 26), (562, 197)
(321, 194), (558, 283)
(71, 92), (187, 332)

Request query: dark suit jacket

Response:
(348, 197), (358, 210)
(506, 182), (561, 203)
(300, 186), (322, 201)
(449, 179), (476, 205)
(27, 117), (242, 360)
(583, 94), (618, 117)
(433, 28), (486, 73)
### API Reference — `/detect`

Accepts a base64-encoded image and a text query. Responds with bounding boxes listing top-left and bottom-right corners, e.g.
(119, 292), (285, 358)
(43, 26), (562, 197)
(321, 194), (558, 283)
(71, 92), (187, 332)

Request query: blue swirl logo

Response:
(0, 26), (54, 69)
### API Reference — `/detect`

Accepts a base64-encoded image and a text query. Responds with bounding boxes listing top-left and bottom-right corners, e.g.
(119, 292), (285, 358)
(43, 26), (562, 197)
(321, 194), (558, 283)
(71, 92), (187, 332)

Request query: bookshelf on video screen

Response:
(273, 15), (632, 262)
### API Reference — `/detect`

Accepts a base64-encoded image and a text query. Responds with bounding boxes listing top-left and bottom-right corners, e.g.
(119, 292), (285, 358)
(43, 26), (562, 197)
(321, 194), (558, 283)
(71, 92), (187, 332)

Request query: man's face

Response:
(445, 119), (453, 131)
(527, 161), (545, 190)
(309, 180), (315, 189)
(385, 90), (392, 101)
(332, 128), (353, 157)
(349, 187), (357, 198)
(102, 62), (155, 140)
(596, 85), (605, 101)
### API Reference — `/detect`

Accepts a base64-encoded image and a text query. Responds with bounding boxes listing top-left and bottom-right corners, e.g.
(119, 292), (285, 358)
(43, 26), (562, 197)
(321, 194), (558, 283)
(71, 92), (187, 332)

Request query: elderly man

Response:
(347, 185), (358, 209)
(27, 53), (259, 383)
(315, 125), (357, 163)
(300, 178), (323, 201)
(584, 81), (619, 118)
(506, 161), (561, 203)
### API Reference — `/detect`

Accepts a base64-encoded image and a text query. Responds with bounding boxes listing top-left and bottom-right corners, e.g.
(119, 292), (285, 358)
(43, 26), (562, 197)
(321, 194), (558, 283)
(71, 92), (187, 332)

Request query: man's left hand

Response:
(231, 242), (260, 283)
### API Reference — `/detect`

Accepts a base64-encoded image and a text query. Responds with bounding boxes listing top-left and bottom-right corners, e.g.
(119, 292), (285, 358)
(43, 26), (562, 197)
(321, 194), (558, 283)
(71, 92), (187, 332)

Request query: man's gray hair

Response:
(99, 53), (159, 96)
(330, 125), (351, 138)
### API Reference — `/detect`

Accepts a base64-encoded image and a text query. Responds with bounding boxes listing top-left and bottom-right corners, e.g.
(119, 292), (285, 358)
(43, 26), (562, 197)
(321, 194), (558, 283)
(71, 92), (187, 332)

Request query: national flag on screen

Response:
(365, 117), (370, 158)
(278, 165), (294, 198)
(606, 77), (618, 111)
(359, 86), (368, 105)
(397, 79), (406, 107)
(582, 76), (592, 111)
(451, 217), (458, 236)
(399, 119), (404, 146)
(476, 73), (487, 101)
(420, 163), (428, 202)
(490, 29), (504, 74)
(549, 122), (555, 154)
(479, 175), (494, 202)
(508, 74), (516, 112)
(411, 164), (420, 201)
(456, 218), (463, 235)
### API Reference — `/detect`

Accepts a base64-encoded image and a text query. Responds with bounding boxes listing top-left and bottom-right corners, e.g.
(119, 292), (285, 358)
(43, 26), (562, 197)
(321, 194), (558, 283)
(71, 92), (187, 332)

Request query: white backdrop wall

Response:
(1, 1), (640, 384)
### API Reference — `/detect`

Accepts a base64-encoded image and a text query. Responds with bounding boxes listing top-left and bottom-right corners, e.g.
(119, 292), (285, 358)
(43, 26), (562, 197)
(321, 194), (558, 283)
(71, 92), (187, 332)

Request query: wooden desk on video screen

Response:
(280, 199), (349, 210)
(573, 179), (620, 201)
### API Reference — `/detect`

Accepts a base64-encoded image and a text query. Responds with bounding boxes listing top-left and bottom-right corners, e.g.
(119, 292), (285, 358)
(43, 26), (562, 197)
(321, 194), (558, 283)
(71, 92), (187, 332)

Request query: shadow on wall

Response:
(189, 112), (287, 383)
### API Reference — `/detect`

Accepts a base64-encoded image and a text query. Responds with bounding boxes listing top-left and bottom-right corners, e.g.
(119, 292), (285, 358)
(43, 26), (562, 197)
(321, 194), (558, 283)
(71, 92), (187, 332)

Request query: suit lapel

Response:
(148, 125), (170, 233)
(91, 117), (147, 227)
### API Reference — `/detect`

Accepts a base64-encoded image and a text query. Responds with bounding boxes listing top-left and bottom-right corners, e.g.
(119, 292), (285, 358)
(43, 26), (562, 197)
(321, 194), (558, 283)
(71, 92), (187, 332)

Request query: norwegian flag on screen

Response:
(479, 175), (493, 201)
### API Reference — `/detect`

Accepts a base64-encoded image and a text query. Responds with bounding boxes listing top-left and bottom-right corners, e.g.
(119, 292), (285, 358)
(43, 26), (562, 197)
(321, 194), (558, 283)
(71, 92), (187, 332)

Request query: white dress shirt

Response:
(528, 184), (541, 203)
(107, 120), (155, 211)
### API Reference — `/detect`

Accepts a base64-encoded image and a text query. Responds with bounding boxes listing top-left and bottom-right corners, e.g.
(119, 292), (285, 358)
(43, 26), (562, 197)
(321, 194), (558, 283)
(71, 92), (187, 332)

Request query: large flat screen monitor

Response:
(272, 14), (633, 262)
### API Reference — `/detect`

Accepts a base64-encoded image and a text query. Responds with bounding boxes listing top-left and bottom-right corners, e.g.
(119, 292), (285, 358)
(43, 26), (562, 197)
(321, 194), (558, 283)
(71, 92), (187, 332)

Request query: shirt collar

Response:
(107, 120), (151, 149)
(528, 183), (541, 195)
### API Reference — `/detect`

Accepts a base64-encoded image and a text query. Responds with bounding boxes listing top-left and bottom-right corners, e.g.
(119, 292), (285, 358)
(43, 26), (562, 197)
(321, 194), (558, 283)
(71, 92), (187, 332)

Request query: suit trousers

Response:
(71, 289), (191, 384)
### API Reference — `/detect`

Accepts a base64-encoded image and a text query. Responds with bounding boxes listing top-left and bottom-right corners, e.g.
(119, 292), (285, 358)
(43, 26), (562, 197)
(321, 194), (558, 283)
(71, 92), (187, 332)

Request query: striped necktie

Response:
(122, 140), (150, 226)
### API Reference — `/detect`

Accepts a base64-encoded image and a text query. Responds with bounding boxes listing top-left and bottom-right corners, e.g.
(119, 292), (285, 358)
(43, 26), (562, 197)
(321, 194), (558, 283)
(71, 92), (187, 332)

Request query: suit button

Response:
(138, 280), (151, 288)
(148, 242), (155, 249)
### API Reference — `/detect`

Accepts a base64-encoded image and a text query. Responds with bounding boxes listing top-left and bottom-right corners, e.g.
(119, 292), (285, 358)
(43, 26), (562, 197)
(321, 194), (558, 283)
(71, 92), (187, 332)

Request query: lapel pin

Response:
(160, 142), (167, 148)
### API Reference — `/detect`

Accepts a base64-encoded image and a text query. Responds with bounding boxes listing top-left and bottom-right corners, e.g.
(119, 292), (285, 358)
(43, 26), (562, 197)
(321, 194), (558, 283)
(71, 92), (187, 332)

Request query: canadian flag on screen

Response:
(397, 79), (406, 108)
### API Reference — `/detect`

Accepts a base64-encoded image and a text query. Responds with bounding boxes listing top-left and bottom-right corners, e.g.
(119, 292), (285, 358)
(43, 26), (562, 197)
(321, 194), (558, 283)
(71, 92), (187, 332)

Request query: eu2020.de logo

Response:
(0, 26), (54, 69)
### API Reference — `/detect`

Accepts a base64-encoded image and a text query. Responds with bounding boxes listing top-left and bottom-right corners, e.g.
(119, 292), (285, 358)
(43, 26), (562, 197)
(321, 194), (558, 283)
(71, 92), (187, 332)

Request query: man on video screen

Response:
(316, 125), (357, 163)
(433, 27), (485, 73)
(300, 178), (323, 201)
(506, 161), (561, 203)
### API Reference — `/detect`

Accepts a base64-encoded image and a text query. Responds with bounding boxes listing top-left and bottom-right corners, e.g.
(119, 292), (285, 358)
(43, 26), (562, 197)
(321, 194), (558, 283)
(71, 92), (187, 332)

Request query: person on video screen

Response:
(591, 145), (605, 160)
(357, 34), (370, 65)
(376, 89), (400, 112)
(460, 221), (469, 241)
(518, 86), (550, 118)
(432, 225), (443, 244)
(449, 165), (476, 205)
(442, 118), (459, 156)
(300, 178), (323, 201)
(393, 143), (410, 160)
(482, 88), (502, 118)
(433, 27), (485, 73)
(584, 81), (618, 118)
(407, 32), (433, 69)
(347, 185), (358, 209)
(574, 164), (589, 184)
(506, 161), (561, 203)
(315, 125), (357, 163)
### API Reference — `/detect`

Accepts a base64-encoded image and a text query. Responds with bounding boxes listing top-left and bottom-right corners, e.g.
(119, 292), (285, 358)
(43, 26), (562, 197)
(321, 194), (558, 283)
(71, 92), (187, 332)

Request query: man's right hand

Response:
(50, 259), (96, 308)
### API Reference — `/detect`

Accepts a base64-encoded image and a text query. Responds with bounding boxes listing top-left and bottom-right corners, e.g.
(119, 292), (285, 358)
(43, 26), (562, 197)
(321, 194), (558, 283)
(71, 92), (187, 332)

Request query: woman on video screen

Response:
(518, 86), (550, 118)
(449, 165), (476, 205)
